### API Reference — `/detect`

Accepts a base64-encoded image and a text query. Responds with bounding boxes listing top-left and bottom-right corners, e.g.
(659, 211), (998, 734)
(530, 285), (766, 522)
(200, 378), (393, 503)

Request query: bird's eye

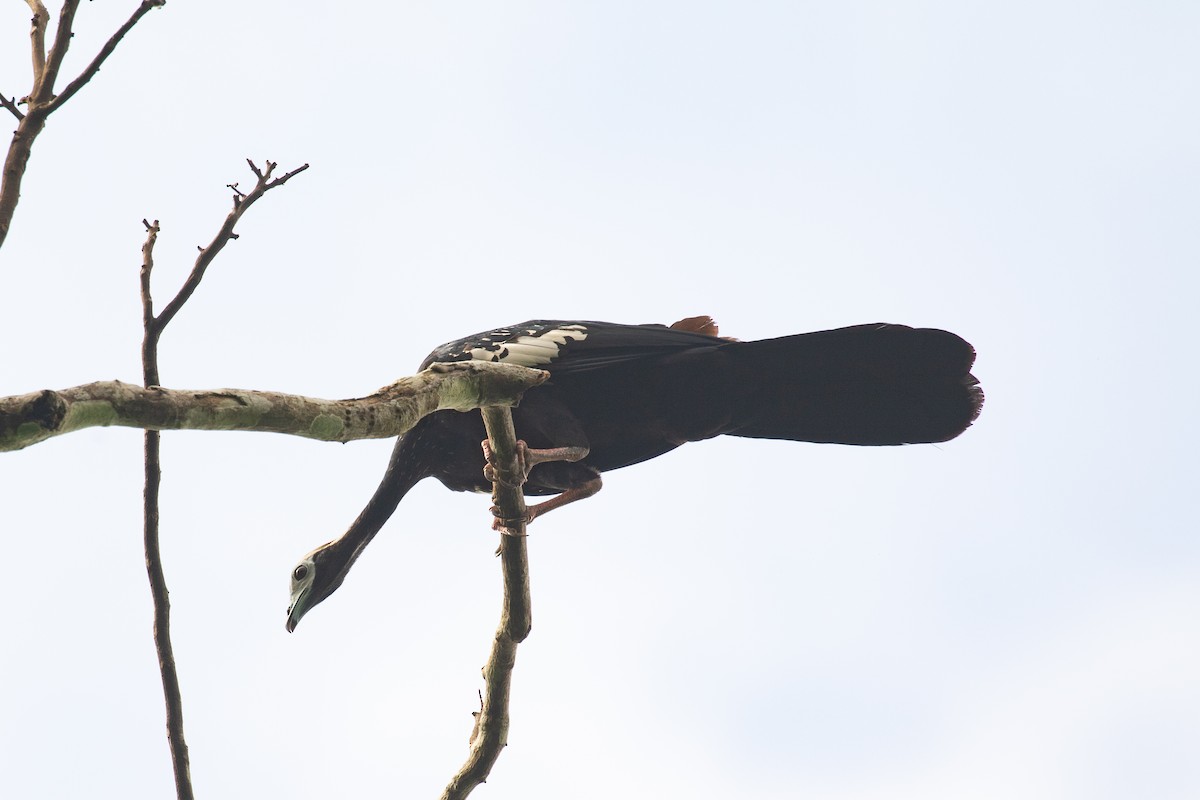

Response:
(293, 564), (309, 581)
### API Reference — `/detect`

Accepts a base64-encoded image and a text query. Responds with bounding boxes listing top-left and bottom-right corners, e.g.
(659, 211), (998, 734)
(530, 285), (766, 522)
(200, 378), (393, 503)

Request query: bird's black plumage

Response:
(286, 317), (982, 631)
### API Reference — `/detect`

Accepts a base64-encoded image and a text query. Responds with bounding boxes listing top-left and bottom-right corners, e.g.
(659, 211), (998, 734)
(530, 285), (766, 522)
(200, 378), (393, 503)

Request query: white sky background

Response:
(1, 1), (1198, 798)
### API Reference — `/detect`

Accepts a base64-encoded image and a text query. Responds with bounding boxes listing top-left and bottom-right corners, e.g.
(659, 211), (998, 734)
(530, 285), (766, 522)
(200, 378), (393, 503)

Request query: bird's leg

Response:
(482, 440), (589, 485)
(481, 439), (598, 531)
(522, 476), (602, 524)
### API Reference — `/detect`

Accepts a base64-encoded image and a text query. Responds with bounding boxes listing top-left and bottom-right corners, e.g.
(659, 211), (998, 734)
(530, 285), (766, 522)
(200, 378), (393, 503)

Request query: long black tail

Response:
(724, 324), (983, 445)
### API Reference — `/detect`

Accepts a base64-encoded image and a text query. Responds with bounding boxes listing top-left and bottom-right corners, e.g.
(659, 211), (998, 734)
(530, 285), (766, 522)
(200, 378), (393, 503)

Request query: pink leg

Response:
(481, 439), (601, 531)
(482, 440), (589, 484)
(523, 476), (603, 523)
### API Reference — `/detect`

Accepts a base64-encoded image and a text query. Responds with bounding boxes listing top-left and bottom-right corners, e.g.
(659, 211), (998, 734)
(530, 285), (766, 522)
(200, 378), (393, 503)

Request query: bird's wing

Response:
(419, 319), (723, 375)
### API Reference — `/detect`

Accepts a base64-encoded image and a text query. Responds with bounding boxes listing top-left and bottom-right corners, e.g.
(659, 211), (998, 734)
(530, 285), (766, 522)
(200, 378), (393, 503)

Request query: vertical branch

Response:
(440, 406), (532, 800)
(31, 0), (82, 104)
(25, 0), (48, 80)
(139, 218), (194, 800)
(0, 104), (48, 250)
(141, 219), (162, 382)
(135, 162), (305, 800)
(480, 407), (532, 641)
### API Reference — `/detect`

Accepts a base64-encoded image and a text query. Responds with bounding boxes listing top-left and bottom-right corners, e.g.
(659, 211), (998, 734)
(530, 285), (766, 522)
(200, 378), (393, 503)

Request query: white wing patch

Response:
(468, 324), (588, 367)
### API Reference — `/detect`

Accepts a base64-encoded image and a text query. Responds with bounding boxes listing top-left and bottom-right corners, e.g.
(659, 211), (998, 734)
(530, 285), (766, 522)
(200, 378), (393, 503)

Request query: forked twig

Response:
(138, 162), (306, 800)
(1, 0), (165, 251)
(147, 160), (308, 340)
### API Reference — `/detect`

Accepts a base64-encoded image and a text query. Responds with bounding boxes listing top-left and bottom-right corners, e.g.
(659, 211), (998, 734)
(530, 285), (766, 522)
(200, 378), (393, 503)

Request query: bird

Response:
(286, 316), (983, 631)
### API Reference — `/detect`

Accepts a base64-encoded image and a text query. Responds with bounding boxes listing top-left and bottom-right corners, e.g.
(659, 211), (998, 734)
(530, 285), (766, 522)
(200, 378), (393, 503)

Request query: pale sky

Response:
(2, 2), (1198, 799)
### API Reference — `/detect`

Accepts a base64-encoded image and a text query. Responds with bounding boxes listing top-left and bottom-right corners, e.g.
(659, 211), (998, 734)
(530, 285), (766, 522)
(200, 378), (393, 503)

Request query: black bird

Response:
(286, 317), (982, 631)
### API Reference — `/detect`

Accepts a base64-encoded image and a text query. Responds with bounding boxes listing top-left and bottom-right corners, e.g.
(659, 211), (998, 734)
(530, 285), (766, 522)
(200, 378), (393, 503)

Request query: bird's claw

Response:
(490, 504), (533, 534)
(481, 439), (530, 489)
(481, 439), (594, 534)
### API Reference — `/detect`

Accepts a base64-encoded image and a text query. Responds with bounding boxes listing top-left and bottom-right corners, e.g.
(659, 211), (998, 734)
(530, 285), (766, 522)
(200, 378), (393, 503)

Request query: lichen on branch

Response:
(0, 362), (547, 453)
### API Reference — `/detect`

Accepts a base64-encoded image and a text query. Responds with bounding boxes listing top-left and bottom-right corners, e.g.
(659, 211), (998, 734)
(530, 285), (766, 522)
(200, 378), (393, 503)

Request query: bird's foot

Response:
(481, 439), (524, 489)
(486, 500), (543, 534)
(490, 508), (532, 535)
(481, 439), (594, 533)
(481, 440), (589, 486)
(489, 477), (603, 532)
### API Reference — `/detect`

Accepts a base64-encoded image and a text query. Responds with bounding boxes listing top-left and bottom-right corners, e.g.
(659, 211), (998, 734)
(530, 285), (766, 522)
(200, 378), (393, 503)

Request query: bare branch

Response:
(149, 161), (309, 335)
(0, 95), (23, 122)
(0, 363), (548, 453)
(140, 218), (160, 328)
(139, 215), (192, 800)
(481, 407), (533, 641)
(440, 407), (532, 800)
(32, 0), (81, 104)
(0, 107), (48, 249)
(136, 152), (296, 798)
(141, 423), (194, 800)
(1, 1), (165, 252)
(46, 1), (168, 113)
(269, 162), (310, 188)
(25, 0), (48, 80)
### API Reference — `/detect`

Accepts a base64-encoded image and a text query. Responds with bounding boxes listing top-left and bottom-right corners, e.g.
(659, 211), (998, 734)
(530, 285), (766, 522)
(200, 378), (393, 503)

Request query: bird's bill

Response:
(286, 588), (311, 633)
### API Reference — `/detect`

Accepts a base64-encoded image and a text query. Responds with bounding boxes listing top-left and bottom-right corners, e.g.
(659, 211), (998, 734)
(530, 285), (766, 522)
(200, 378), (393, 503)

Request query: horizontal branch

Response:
(0, 361), (547, 453)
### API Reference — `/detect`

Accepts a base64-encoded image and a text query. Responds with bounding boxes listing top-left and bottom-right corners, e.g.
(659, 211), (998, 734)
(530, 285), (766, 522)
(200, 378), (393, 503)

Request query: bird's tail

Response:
(723, 324), (983, 445)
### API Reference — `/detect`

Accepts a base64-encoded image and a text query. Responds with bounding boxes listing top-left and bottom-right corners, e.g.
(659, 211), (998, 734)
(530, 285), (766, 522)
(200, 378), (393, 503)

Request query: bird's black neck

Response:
(327, 420), (437, 581)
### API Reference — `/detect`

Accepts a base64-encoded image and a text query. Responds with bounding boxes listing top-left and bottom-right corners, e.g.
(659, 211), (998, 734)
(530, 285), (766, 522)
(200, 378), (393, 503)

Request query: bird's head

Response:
(284, 427), (432, 632)
(286, 539), (354, 632)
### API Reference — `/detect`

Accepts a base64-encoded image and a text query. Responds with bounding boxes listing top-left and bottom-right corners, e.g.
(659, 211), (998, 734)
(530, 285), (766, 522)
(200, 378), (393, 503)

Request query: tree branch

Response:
(140, 218), (160, 332)
(24, 0), (48, 81)
(0, 101), (48, 250)
(47, 1), (168, 113)
(136, 155), (305, 798)
(0, 94), (23, 122)
(0, 0), (165, 252)
(0, 364), (547, 453)
(440, 407), (532, 800)
(139, 217), (194, 800)
(31, 0), (81, 104)
(481, 407), (533, 642)
(149, 160), (308, 336)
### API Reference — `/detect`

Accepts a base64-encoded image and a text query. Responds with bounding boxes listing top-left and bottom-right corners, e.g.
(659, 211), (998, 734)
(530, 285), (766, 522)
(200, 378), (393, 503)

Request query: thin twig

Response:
(24, 0), (48, 80)
(139, 219), (194, 800)
(47, 1), (167, 113)
(440, 407), (532, 800)
(140, 219), (160, 356)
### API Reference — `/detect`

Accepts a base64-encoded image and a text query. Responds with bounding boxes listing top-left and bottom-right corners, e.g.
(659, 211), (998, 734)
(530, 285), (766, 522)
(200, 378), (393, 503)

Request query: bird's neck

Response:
(333, 421), (437, 573)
